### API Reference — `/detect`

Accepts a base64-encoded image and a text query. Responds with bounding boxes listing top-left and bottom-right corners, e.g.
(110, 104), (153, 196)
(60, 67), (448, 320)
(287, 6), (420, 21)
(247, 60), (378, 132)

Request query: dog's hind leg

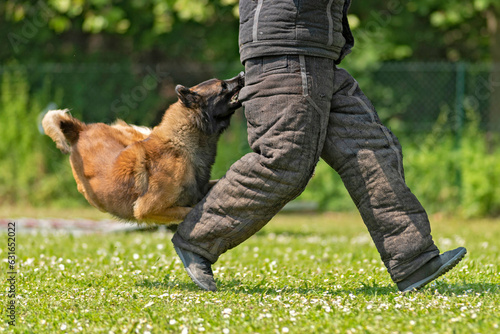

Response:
(135, 206), (193, 225)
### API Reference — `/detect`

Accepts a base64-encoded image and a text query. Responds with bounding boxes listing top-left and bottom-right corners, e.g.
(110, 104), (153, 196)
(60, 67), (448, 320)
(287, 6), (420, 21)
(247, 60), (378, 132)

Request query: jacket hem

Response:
(240, 42), (342, 64)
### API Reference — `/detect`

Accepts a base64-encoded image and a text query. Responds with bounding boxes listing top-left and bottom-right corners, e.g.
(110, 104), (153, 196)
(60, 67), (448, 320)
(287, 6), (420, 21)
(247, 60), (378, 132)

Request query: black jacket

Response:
(239, 0), (354, 64)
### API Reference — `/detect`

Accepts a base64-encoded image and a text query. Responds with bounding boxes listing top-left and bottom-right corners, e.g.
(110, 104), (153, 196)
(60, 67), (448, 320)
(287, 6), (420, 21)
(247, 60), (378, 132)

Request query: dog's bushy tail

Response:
(42, 109), (85, 154)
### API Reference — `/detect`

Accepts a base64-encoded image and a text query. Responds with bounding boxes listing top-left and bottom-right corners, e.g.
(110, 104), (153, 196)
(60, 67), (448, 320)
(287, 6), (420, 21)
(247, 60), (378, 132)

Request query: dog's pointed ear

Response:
(175, 85), (198, 108)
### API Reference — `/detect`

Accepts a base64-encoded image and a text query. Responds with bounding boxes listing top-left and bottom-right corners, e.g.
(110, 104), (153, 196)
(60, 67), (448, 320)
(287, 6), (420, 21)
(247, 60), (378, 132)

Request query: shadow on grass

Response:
(223, 280), (499, 296)
(136, 278), (202, 292)
(137, 278), (498, 296)
(354, 281), (498, 296)
(219, 279), (396, 296)
(431, 281), (500, 296)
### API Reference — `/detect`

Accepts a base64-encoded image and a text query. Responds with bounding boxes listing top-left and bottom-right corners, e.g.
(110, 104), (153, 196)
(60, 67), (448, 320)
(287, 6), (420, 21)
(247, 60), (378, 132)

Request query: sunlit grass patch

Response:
(1, 212), (499, 333)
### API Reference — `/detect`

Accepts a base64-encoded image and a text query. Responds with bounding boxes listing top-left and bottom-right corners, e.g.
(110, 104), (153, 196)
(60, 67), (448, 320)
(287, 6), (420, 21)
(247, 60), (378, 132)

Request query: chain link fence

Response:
(346, 62), (497, 142)
(1, 62), (499, 215)
(1, 62), (496, 136)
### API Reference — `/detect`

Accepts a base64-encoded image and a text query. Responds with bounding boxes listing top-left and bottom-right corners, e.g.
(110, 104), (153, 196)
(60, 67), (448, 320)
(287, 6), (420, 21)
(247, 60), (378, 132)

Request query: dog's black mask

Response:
(176, 72), (245, 135)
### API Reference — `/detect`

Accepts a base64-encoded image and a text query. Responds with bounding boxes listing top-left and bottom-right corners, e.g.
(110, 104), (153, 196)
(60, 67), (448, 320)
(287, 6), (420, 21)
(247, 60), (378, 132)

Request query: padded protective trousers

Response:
(172, 55), (440, 282)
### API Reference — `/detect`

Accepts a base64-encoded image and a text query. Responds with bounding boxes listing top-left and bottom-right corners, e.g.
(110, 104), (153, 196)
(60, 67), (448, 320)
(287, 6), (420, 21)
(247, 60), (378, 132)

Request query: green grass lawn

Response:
(1, 210), (499, 333)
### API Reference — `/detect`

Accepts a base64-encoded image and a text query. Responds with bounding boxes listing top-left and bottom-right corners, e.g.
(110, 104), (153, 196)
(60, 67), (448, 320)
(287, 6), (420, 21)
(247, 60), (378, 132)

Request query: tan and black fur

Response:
(42, 73), (244, 224)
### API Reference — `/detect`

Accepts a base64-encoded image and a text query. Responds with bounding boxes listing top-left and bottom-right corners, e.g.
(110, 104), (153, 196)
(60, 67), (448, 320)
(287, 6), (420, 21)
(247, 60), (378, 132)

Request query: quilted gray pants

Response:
(172, 55), (439, 282)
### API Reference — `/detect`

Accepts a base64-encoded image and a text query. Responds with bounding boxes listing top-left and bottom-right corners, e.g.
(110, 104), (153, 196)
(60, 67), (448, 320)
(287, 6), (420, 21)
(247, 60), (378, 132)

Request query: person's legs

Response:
(172, 55), (334, 264)
(173, 59), (466, 293)
(321, 66), (440, 282)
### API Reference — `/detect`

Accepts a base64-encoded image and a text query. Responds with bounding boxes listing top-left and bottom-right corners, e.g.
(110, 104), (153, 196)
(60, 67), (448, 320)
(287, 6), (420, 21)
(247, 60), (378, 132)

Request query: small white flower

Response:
(60, 324), (67, 330)
(58, 264), (65, 270)
(282, 327), (289, 333)
(133, 254), (140, 260)
(223, 329), (230, 334)
(169, 319), (177, 325)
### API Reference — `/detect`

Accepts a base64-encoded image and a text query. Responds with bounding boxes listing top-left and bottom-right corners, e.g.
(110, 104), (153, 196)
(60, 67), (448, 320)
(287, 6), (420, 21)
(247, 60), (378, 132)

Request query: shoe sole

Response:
(401, 247), (467, 294)
(174, 246), (216, 292)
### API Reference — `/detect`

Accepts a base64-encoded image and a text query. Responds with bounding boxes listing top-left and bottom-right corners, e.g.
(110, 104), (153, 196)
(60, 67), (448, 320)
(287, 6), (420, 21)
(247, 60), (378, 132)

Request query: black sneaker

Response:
(397, 247), (467, 293)
(174, 245), (217, 292)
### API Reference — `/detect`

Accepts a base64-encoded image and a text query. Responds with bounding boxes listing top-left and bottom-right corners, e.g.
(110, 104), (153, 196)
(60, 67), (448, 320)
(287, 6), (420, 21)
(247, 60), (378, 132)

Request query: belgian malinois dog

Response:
(42, 72), (244, 225)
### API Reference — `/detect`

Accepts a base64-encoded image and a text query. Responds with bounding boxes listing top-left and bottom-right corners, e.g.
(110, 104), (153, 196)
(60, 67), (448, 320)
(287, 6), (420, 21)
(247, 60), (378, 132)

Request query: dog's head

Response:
(175, 72), (245, 135)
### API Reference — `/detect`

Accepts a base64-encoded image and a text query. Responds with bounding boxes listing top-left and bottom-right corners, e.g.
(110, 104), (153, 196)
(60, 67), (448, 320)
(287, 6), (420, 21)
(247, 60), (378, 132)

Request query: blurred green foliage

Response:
(1, 0), (499, 216)
(1, 0), (498, 65)
(0, 66), (86, 207)
(1, 0), (240, 64)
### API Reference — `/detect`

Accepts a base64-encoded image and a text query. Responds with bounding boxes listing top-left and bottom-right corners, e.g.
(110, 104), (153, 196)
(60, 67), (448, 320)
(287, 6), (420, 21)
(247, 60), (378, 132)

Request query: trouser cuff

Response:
(171, 233), (219, 264)
(389, 244), (440, 282)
